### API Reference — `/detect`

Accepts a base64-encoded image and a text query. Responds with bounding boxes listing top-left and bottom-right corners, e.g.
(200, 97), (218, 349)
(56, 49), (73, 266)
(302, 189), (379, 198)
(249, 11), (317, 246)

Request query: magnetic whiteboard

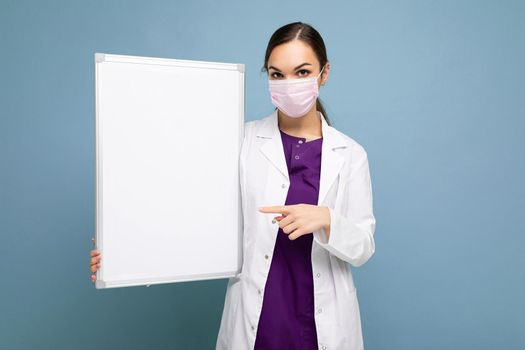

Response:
(94, 53), (244, 289)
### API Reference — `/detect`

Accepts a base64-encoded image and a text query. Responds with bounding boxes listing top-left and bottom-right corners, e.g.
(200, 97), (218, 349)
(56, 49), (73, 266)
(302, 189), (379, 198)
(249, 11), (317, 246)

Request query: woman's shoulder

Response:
(329, 124), (369, 163)
(242, 112), (274, 141)
(243, 119), (259, 132)
(243, 113), (270, 131)
(243, 112), (369, 162)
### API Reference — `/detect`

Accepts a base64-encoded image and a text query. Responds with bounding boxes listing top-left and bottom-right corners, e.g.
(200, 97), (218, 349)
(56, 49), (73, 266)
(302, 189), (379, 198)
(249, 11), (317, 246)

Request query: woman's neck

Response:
(277, 108), (322, 140)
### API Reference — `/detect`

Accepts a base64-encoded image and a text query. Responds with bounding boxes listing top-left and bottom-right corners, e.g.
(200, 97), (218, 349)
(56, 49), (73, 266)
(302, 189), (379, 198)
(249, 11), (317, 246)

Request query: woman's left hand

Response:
(258, 204), (331, 240)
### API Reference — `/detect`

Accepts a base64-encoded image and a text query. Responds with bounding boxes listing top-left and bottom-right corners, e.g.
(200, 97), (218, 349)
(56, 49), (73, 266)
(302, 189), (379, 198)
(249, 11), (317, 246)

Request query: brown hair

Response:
(261, 21), (332, 126)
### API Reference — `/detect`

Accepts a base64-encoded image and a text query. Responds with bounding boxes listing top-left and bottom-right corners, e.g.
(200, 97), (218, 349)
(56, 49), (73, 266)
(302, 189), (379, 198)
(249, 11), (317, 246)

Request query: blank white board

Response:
(94, 53), (244, 289)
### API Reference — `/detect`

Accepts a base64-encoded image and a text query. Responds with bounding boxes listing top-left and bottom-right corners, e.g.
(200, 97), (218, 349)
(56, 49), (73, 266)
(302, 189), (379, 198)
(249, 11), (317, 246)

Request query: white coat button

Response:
(316, 272), (321, 278)
(321, 346), (327, 350)
(317, 308), (323, 314)
(251, 325), (255, 331)
(258, 289), (262, 295)
(264, 254), (269, 260)
(294, 155), (300, 160)
(281, 183), (286, 188)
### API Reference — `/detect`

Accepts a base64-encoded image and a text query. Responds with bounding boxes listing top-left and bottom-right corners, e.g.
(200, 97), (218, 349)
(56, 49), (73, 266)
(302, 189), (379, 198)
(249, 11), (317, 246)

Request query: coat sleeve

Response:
(239, 122), (248, 222)
(239, 121), (253, 225)
(312, 143), (376, 267)
(237, 121), (252, 274)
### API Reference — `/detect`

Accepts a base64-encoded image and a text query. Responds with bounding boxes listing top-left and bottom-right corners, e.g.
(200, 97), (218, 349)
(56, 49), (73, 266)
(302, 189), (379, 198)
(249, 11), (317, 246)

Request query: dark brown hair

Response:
(261, 21), (332, 126)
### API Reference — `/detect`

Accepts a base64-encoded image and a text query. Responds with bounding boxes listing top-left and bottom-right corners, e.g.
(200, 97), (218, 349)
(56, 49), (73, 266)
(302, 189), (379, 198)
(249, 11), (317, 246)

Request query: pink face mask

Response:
(268, 65), (326, 118)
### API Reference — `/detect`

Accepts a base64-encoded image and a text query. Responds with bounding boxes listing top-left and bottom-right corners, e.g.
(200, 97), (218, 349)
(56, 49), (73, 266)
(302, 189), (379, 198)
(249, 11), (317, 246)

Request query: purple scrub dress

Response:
(254, 128), (323, 350)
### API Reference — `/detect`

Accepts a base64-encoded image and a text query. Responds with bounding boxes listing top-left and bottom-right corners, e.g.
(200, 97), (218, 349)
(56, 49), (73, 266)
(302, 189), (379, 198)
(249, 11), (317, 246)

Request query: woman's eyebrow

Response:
(268, 63), (312, 72)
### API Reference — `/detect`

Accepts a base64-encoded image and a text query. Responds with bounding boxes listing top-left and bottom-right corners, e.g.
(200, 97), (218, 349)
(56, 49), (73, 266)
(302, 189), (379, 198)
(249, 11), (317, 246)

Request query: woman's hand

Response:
(89, 236), (101, 283)
(259, 204), (331, 240)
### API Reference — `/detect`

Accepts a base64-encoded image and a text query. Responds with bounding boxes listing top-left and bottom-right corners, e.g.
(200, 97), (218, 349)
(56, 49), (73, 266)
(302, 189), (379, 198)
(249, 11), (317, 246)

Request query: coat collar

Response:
(256, 109), (348, 205)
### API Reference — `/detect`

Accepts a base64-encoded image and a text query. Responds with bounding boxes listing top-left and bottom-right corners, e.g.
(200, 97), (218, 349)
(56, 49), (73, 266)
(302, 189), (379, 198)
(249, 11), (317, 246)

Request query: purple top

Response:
(254, 129), (323, 349)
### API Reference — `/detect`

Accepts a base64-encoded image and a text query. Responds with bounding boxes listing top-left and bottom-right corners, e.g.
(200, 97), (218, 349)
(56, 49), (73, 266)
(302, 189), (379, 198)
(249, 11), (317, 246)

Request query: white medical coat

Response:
(216, 109), (376, 350)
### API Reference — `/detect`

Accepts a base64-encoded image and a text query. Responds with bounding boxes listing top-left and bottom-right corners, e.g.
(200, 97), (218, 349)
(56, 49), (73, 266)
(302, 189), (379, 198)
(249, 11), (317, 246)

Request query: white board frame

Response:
(94, 53), (244, 289)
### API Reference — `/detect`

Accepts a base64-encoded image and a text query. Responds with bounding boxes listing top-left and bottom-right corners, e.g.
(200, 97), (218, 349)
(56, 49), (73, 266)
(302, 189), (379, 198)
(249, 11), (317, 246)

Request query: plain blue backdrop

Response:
(1, 0), (523, 349)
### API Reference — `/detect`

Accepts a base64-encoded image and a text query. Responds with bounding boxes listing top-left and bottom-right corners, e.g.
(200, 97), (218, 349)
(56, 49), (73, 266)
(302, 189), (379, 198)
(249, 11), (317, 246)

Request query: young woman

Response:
(215, 22), (376, 350)
(90, 21), (376, 350)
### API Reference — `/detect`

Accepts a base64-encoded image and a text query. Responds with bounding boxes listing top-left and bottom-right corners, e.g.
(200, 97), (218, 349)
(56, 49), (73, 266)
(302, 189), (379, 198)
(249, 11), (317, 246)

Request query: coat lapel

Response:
(256, 109), (348, 206)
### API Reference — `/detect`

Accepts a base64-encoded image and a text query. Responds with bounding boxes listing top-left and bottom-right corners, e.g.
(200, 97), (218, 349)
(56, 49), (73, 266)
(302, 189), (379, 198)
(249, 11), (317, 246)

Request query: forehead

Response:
(268, 39), (318, 70)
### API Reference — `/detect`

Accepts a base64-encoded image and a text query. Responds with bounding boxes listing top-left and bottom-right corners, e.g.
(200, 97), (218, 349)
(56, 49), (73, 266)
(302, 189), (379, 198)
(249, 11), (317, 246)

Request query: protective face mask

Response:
(268, 65), (326, 118)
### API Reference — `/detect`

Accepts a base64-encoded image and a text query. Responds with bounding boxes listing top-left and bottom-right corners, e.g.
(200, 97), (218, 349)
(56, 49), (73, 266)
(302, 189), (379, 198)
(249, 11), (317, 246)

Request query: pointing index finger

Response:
(258, 206), (288, 214)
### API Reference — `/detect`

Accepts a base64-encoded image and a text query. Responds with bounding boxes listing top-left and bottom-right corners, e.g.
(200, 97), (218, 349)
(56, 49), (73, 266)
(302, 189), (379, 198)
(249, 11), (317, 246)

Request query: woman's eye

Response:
(270, 70), (310, 79)
(298, 69), (310, 76)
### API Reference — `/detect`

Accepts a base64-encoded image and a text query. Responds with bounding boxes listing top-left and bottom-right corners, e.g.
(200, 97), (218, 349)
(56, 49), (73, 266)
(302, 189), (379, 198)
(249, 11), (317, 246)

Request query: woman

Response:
(215, 22), (376, 350)
(90, 21), (376, 350)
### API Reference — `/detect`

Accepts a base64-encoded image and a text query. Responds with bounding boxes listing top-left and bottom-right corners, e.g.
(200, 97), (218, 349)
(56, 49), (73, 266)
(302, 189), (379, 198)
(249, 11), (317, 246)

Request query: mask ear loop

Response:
(319, 64), (326, 85)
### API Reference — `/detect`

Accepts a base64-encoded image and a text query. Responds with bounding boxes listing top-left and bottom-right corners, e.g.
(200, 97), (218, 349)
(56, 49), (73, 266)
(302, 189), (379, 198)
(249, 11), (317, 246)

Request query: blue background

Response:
(1, 0), (523, 349)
